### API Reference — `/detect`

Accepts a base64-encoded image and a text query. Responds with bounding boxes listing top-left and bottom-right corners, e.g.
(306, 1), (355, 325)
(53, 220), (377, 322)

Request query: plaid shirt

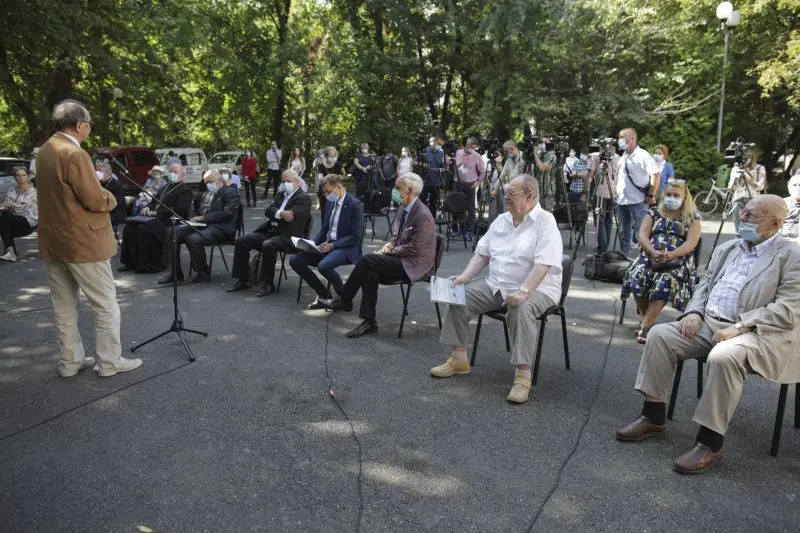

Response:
(564, 159), (589, 193)
(705, 234), (779, 321)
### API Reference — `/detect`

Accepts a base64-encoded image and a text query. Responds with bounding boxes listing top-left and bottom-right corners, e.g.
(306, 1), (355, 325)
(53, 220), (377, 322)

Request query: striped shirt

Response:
(705, 234), (779, 321)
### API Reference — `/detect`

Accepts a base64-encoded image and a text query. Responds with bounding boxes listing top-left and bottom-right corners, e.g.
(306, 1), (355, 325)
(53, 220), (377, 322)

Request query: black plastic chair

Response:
(189, 203), (244, 278)
(440, 191), (469, 252)
(619, 236), (702, 325)
(274, 217), (313, 292)
(470, 254), (574, 386)
(382, 233), (445, 338)
(363, 188), (393, 242)
(668, 357), (799, 457)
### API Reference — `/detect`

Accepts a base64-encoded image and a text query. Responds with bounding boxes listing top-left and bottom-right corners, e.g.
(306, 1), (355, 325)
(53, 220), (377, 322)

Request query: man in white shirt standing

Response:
(264, 141), (283, 199)
(431, 174), (564, 404)
(615, 128), (660, 257)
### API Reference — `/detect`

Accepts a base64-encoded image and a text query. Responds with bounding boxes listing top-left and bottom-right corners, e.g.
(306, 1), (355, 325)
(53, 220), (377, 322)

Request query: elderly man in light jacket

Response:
(616, 194), (800, 474)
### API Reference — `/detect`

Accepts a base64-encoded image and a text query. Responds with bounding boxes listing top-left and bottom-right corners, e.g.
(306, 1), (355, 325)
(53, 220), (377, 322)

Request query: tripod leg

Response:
(183, 328), (209, 337)
(130, 328), (174, 353)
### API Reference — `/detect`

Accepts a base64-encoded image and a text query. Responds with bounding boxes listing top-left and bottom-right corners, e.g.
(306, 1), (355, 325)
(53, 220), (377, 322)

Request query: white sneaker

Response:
(0, 249), (17, 262)
(97, 357), (143, 377)
(59, 357), (97, 378)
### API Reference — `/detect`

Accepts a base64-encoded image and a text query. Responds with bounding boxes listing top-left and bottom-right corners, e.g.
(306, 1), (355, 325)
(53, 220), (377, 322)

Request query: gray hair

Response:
(466, 137), (478, 146)
(282, 169), (300, 182)
(516, 174), (540, 198)
(52, 99), (90, 130)
(502, 140), (517, 151)
(397, 172), (424, 196)
(324, 146), (338, 157)
(203, 169), (222, 183)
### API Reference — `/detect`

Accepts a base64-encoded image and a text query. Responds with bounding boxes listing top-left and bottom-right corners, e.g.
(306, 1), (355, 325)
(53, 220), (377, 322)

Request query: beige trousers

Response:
(439, 279), (555, 366)
(45, 260), (122, 375)
(635, 316), (753, 435)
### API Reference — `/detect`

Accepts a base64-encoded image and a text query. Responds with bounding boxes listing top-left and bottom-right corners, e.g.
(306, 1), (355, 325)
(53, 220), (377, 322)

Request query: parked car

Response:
(0, 157), (34, 198)
(156, 148), (208, 185)
(91, 146), (159, 195)
(208, 151), (245, 175)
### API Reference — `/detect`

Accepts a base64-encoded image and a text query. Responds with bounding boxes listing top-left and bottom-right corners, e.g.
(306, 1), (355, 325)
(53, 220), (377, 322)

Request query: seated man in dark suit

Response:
(95, 160), (126, 226)
(321, 172), (437, 338)
(289, 173), (364, 309)
(158, 169), (241, 284)
(226, 169), (311, 297)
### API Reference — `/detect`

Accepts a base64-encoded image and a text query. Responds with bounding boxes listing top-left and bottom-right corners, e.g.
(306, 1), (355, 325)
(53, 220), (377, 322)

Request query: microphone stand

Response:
(109, 157), (208, 361)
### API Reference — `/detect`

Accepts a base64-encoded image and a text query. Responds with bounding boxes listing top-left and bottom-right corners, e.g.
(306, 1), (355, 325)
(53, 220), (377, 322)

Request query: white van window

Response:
(186, 153), (201, 166)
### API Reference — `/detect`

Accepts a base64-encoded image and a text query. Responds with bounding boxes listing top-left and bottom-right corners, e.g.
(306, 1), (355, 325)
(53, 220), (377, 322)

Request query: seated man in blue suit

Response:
(290, 173), (364, 309)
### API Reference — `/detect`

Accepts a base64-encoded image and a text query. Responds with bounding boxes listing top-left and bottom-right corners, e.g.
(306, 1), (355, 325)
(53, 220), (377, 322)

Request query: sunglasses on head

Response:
(667, 178), (686, 184)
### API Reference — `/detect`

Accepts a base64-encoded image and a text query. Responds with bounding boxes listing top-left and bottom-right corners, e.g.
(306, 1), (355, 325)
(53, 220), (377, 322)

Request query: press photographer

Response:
(726, 140), (766, 231)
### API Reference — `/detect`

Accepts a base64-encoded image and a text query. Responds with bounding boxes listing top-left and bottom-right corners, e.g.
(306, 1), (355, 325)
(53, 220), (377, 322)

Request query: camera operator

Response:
(533, 137), (557, 211)
(564, 147), (590, 209)
(616, 128), (661, 257)
(490, 141), (525, 220)
(454, 137), (486, 238)
(421, 136), (445, 218)
(727, 146), (766, 231)
(588, 143), (620, 254)
(352, 142), (374, 200)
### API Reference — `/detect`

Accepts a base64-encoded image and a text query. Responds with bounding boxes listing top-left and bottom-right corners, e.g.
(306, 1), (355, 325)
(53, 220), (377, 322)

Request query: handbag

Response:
(650, 257), (683, 273)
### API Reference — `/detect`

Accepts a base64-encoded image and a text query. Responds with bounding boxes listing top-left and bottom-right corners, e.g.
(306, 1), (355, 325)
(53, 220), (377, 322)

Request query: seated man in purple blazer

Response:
(320, 172), (437, 338)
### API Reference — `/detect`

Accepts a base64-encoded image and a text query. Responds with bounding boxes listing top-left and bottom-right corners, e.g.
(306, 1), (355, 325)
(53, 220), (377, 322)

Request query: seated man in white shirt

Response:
(431, 174), (564, 404)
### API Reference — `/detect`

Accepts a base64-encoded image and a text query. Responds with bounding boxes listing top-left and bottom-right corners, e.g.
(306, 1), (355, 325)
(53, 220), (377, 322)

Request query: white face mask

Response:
(401, 150), (409, 157)
(325, 156), (336, 166)
(95, 170), (106, 180)
(361, 147), (369, 155)
(653, 154), (664, 163)
(569, 150), (576, 158)
(791, 185), (800, 198)
(539, 143), (546, 152)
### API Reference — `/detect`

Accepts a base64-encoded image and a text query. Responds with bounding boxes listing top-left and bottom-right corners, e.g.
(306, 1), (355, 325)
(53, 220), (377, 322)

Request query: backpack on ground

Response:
(584, 251), (632, 283)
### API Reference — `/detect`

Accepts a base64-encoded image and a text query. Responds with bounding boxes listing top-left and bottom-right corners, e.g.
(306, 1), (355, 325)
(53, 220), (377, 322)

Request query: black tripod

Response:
(472, 153), (498, 252)
(706, 163), (754, 268)
(130, 216), (208, 361)
(589, 155), (623, 254)
(110, 157), (208, 361)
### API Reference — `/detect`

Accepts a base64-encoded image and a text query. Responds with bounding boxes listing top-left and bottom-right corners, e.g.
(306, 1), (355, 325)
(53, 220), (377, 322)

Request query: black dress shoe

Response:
(346, 320), (378, 339)
(318, 297), (353, 312)
(226, 280), (250, 292)
(190, 270), (210, 283)
(256, 283), (276, 297)
(117, 265), (134, 272)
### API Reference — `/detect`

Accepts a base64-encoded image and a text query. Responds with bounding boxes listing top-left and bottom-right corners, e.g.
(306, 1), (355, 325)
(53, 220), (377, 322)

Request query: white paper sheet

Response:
(429, 276), (466, 306)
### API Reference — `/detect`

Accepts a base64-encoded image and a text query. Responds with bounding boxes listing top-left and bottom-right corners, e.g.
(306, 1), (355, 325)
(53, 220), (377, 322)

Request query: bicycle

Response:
(694, 178), (728, 215)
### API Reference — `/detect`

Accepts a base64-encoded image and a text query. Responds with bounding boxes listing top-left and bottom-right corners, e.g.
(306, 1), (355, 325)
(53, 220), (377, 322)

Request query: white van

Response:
(208, 151), (246, 175)
(156, 148), (208, 185)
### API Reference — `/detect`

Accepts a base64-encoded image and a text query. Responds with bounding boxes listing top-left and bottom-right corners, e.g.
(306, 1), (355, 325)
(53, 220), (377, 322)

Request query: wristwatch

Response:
(734, 322), (750, 333)
(519, 286), (531, 295)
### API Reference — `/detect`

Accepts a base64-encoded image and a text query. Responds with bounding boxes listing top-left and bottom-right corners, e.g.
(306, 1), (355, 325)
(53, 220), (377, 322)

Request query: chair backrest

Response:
(364, 187), (393, 213)
(433, 233), (445, 274)
(558, 254), (574, 307)
(443, 191), (467, 214)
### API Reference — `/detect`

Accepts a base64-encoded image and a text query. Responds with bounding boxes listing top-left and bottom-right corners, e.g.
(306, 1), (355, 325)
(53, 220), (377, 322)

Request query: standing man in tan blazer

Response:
(615, 195), (800, 474)
(36, 100), (142, 378)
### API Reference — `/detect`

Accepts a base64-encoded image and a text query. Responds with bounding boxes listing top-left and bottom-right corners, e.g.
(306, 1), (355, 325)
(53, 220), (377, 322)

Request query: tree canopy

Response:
(2, 0), (798, 187)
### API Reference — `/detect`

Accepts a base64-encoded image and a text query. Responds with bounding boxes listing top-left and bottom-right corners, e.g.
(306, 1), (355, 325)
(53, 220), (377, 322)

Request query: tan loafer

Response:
(506, 376), (531, 404)
(430, 356), (471, 378)
(615, 415), (666, 442)
(673, 443), (722, 475)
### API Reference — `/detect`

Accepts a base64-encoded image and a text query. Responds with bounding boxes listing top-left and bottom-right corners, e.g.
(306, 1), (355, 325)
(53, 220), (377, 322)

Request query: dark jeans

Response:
(595, 198), (615, 253)
(232, 231), (294, 285)
(265, 169), (281, 198)
(243, 178), (258, 206)
(420, 184), (439, 219)
(617, 202), (647, 256)
(289, 249), (355, 297)
(454, 181), (477, 232)
(163, 225), (231, 273)
(340, 253), (409, 322)
(0, 213), (33, 250)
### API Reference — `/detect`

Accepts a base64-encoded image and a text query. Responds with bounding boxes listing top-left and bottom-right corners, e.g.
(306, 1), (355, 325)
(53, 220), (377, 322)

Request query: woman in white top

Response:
(288, 147), (306, 177)
(0, 167), (38, 262)
(396, 147), (414, 180)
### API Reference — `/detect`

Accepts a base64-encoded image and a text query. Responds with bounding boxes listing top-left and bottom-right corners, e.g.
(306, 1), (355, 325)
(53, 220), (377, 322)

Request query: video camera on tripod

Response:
(478, 136), (500, 159)
(591, 137), (617, 160)
(724, 138), (756, 167)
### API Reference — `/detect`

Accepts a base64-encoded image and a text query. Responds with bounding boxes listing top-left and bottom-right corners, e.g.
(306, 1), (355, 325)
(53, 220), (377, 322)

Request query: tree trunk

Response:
(272, 0), (292, 147)
(416, 36), (437, 123)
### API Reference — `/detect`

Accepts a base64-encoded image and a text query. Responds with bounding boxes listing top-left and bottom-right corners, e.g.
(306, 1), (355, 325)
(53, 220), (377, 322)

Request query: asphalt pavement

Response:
(0, 202), (797, 533)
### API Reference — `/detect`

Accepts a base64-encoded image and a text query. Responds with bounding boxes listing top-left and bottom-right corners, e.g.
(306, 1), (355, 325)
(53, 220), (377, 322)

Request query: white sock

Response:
(452, 351), (468, 363)
(515, 368), (531, 380)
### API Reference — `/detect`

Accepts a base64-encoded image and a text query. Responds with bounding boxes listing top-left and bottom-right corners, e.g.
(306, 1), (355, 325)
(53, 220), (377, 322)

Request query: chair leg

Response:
(370, 217), (376, 242)
(435, 302), (442, 330)
(667, 360), (685, 421)
(397, 284), (411, 338)
(296, 278), (303, 303)
(532, 317), (547, 386)
(795, 384), (799, 429)
(697, 359), (704, 398)
(502, 319), (511, 352)
(619, 296), (627, 325)
(470, 314), (483, 366)
(276, 253), (285, 292)
(383, 214), (392, 240)
(771, 384), (789, 457)
(560, 310), (570, 370)
(219, 245), (229, 271)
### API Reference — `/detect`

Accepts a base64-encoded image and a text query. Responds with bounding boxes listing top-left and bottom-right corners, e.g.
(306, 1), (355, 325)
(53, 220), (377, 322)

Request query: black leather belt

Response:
(707, 314), (735, 324)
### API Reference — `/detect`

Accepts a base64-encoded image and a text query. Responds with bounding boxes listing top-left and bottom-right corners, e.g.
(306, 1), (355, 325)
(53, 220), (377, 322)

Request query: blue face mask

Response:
(326, 191), (339, 203)
(206, 182), (218, 194)
(737, 221), (760, 243)
(391, 188), (403, 205)
(168, 172), (179, 183)
(662, 197), (683, 211)
(283, 183), (295, 196)
(618, 138), (628, 151)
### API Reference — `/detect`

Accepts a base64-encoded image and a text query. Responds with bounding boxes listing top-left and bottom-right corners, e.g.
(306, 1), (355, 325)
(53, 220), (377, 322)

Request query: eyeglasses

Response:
(79, 120), (93, 128)
(666, 178), (686, 184)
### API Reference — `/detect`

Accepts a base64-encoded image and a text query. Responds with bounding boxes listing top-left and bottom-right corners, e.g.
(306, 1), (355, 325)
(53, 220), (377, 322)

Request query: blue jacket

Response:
(422, 146), (444, 187)
(315, 193), (364, 263)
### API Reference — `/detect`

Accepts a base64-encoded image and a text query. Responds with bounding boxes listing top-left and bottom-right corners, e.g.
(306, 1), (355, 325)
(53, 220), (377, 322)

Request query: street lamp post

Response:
(715, 2), (741, 152)
(112, 87), (124, 145)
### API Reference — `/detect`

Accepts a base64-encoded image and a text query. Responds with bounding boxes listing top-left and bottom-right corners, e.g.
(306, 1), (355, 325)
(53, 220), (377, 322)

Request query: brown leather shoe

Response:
(615, 416), (666, 442)
(673, 443), (722, 475)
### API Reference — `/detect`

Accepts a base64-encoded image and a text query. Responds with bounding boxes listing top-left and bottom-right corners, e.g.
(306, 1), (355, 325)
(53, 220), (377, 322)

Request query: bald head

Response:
(754, 194), (788, 222)
(740, 194), (787, 243)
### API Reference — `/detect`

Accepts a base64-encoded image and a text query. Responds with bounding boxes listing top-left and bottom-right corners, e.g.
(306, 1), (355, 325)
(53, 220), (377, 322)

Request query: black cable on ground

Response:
(0, 360), (193, 442)
(322, 313), (365, 533)
(525, 299), (618, 532)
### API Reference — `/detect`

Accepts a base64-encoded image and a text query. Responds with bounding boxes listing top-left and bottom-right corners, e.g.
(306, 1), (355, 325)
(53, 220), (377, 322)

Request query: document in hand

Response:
(429, 276), (466, 306)
(291, 237), (322, 253)
(183, 221), (207, 227)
